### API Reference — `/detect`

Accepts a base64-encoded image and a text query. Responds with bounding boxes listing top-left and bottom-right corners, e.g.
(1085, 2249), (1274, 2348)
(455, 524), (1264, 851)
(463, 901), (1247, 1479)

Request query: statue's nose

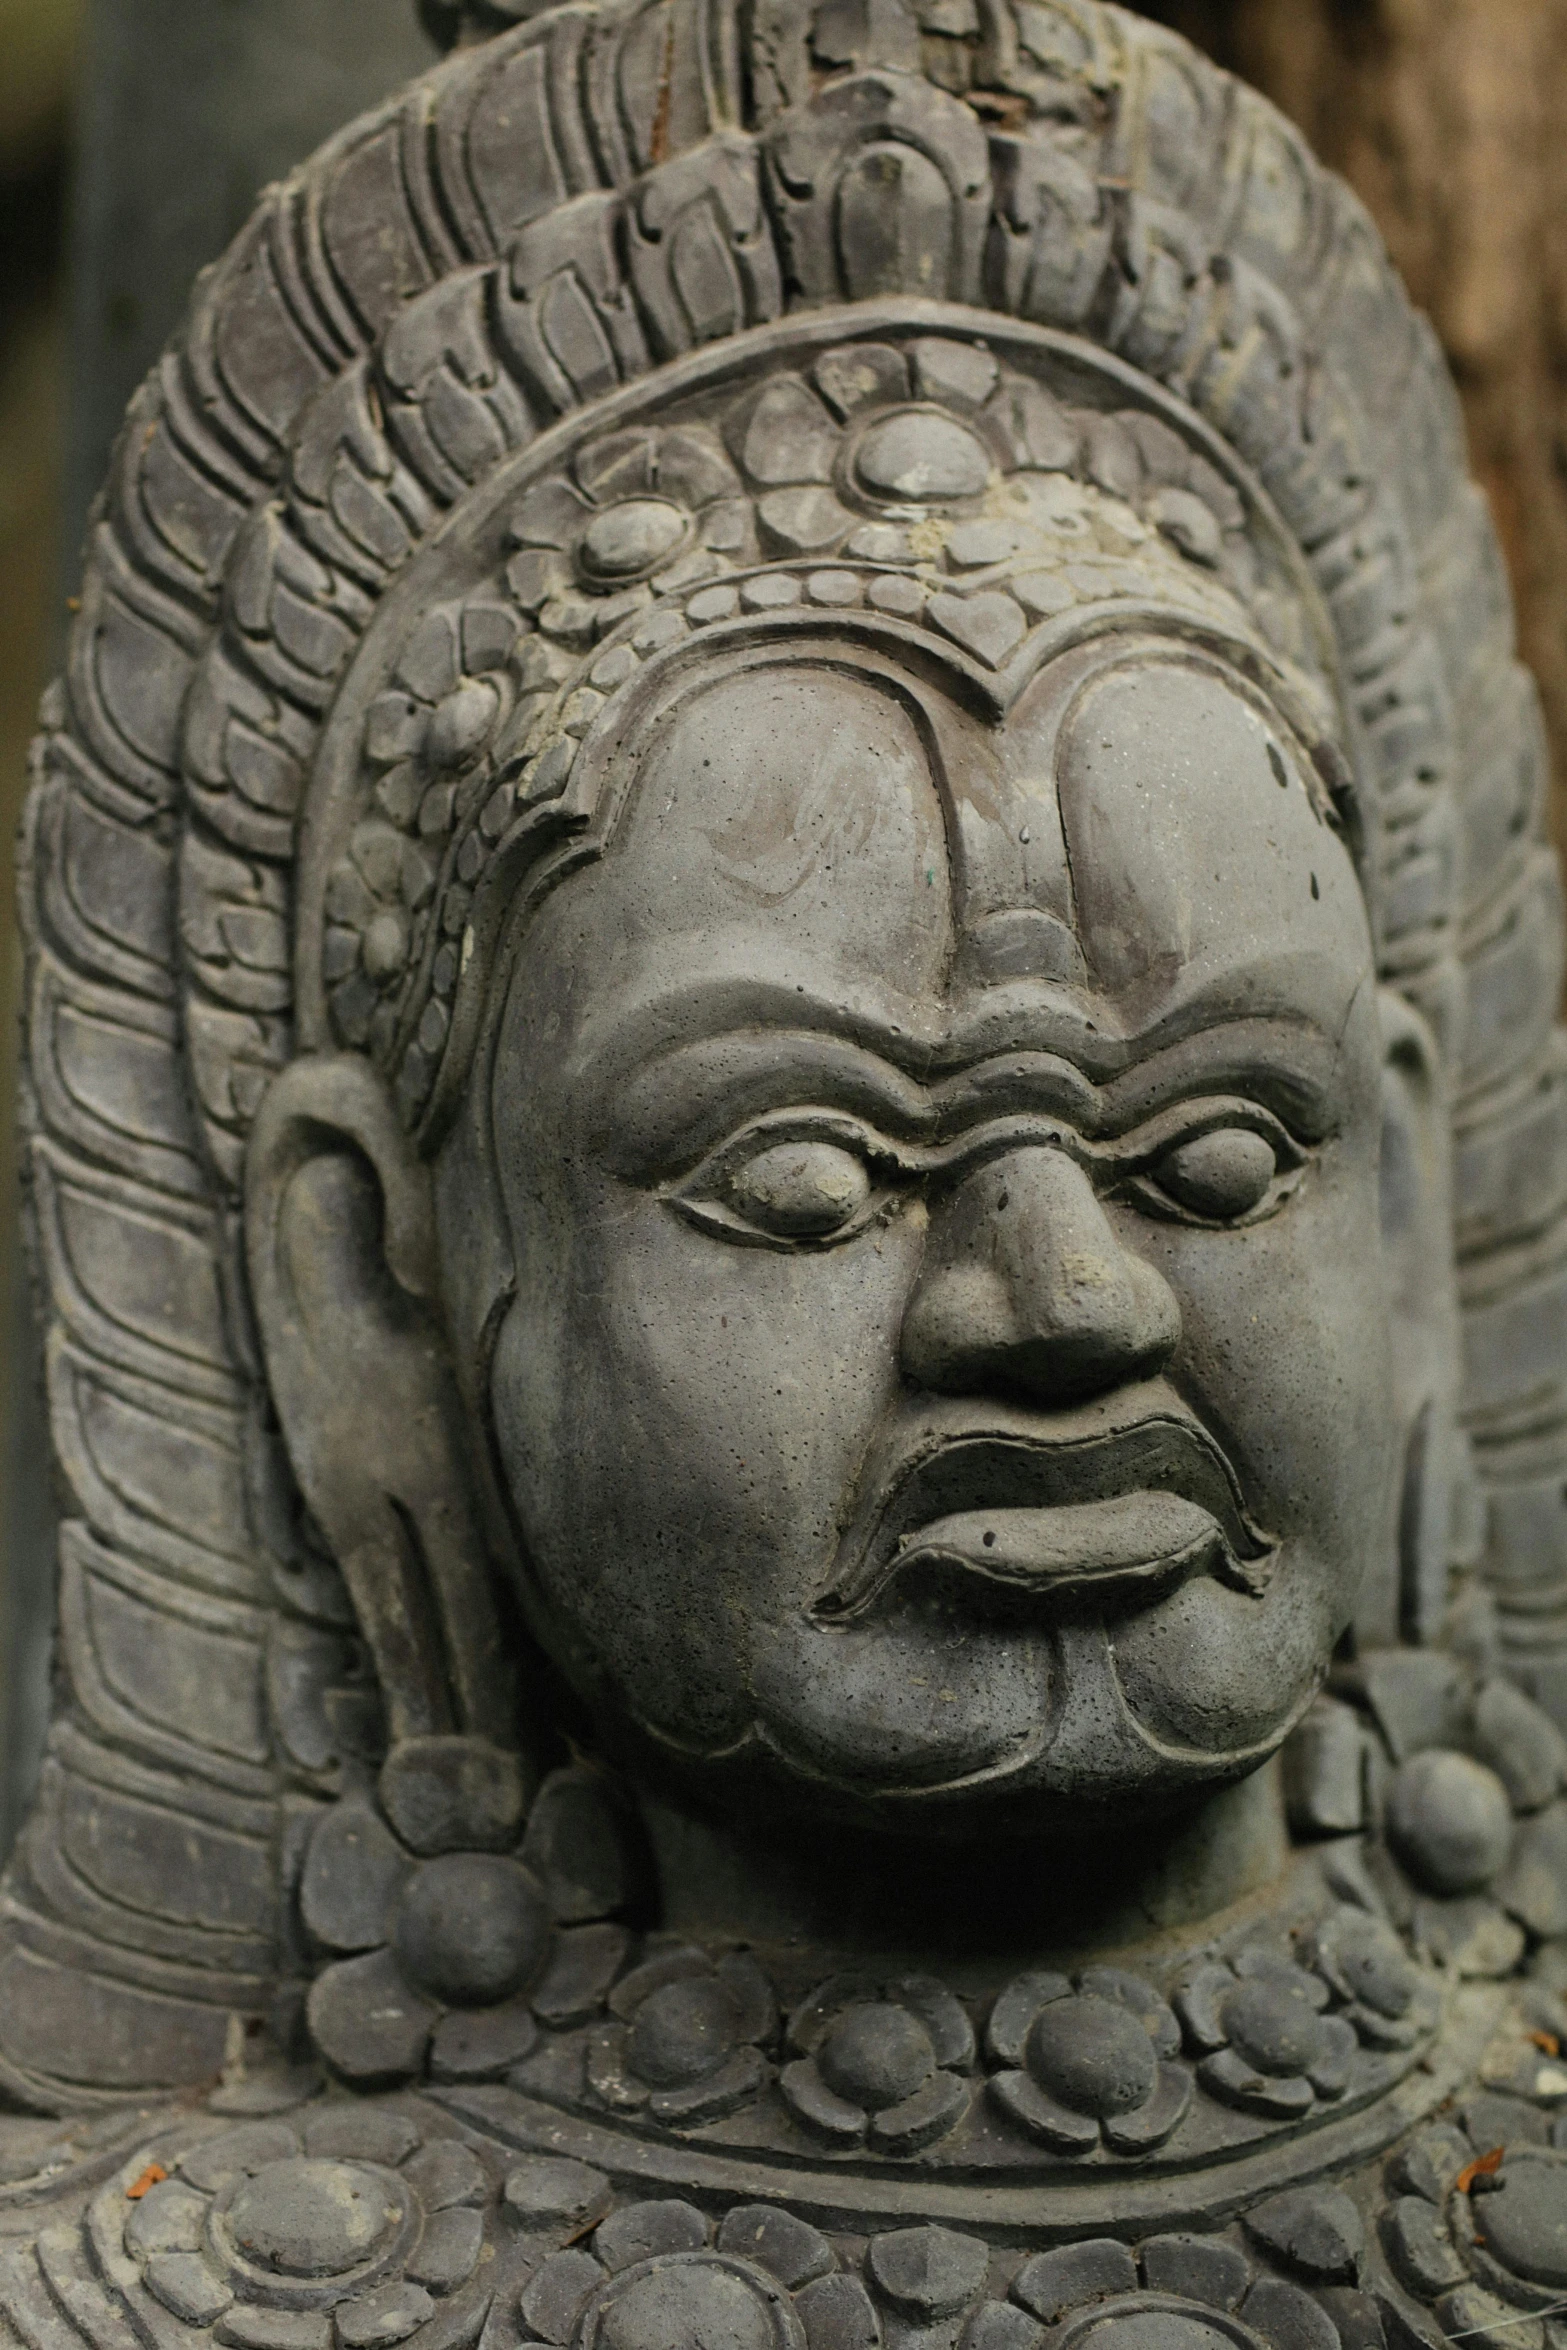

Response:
(900, 1147), (1181, 1406)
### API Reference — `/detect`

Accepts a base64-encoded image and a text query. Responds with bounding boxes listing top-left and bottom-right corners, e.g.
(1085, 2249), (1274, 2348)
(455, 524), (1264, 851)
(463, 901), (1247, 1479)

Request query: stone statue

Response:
(9, 1), (1567, 2341)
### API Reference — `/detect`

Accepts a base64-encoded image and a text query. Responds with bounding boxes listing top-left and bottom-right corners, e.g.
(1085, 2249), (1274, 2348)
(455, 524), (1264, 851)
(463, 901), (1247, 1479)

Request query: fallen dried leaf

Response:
(126, 2162), (167, 2201)
(1530, 2030), (1561, 2057)
(1455, 2146), (1505, 2195)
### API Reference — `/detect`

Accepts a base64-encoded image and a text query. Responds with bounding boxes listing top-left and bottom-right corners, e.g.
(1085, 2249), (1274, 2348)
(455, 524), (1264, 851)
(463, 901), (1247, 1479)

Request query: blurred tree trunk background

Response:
(3, 0), (1567, 1844)
(0, 0), (82, 1862)
(1137, 0), (1567, 853)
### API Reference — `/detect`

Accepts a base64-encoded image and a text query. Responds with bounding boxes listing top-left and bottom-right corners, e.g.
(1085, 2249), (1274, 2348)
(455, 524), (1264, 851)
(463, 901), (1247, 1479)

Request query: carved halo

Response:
(9, 0), (1564, 2107)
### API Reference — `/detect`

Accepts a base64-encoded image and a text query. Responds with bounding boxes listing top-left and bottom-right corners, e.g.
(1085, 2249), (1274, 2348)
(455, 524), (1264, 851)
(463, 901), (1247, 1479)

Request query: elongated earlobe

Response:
(1373, 988), (1461, 1648)
(245, 1054), (514, 1749)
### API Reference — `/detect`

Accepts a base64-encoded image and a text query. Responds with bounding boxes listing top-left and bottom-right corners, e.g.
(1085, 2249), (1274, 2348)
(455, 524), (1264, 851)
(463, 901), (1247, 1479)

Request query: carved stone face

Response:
(444, 637), (1394, 1836)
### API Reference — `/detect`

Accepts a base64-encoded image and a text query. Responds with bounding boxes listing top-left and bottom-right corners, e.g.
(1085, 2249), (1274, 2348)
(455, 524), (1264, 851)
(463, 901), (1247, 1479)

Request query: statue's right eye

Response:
(725, 1141), (873, 1238)
(666, 1131), (884, 1247)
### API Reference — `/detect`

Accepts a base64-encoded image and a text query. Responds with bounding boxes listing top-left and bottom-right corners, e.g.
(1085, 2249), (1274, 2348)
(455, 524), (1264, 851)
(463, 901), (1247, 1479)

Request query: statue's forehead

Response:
(985, 655), (1373, 1028)
(572, 664), (956, 1011)
(532, 652), (1370, 1043)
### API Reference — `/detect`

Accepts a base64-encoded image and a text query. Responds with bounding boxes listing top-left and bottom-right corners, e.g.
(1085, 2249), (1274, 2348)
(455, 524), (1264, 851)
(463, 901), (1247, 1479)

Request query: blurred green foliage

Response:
(0, 0), (83, 166)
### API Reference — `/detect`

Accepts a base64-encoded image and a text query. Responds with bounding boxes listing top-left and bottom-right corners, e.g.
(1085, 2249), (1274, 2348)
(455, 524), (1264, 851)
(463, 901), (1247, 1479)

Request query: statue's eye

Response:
(1147, 1127), (1282, 1223)
(666, 1128), (889, 1248)
(726, 1141), (873, 1238)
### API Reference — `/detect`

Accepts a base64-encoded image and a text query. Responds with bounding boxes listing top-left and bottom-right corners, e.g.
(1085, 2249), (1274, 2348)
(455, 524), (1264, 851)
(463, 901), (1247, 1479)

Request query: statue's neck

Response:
(634, 1761), (1292, 1988)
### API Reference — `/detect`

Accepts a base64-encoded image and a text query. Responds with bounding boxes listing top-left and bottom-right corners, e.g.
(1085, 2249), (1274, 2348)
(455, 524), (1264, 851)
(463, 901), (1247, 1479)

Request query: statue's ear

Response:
(245, 1055), (511, 1745)
(1370, 987), (1462, 1648)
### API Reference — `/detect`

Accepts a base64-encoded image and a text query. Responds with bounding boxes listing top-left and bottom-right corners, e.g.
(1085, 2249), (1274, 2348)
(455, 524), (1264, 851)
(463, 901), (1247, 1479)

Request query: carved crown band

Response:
(302, 316), (1345, 1141)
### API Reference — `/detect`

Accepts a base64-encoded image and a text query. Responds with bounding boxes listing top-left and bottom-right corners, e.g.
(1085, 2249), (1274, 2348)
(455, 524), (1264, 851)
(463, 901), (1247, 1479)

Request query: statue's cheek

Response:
(1110, 1570), (1342, 1756)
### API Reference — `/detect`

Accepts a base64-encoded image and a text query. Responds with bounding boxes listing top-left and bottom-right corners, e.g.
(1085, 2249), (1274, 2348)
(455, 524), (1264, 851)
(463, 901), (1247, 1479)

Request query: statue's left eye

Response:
(726, 1141), (873, 1238)
(1148, 1128), (1280, 1222)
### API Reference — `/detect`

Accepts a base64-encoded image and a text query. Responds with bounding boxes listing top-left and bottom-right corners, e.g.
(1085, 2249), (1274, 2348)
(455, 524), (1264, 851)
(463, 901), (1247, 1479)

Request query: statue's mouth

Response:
(814, 1412), (1278, 1623)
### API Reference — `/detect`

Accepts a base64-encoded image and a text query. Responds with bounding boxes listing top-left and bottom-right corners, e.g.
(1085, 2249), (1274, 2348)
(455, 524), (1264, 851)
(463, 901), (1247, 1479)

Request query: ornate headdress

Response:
(9, 0), (1565, 2106)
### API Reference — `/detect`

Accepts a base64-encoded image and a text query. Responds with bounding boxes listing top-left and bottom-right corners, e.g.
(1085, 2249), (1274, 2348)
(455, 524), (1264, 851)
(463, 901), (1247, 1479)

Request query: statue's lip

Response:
(814, 1414), (1277, 1622)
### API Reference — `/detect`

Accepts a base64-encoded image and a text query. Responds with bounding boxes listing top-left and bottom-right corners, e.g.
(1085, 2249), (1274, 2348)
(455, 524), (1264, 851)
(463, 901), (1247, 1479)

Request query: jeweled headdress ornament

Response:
(10, 0), (1565, 2110)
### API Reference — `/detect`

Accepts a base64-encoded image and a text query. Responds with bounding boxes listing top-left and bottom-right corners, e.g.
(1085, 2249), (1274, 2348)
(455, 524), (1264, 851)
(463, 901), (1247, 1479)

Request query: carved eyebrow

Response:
(933, 1022), (1345, 1142)
(593, 1026), (938, 1176)
(580, 978), (1348, 1174)
(569, 975), (944, 1098)
(1095, 1026), (1345, 1139)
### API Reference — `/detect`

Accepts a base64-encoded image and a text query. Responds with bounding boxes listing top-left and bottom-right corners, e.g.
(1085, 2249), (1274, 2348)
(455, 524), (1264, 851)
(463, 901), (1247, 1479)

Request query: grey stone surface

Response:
(333, 2283), (433, 2350)
(399, 2141), (485, 2213)
(9, 3), (1567, 2346)
(795, 2274), (881, 2350)
(1473, 2151), (1567, 2289)
(1386, 1752), (1517, 1896)
(502, 2157), (611, 2233)
(303, 2112), (421, 2168)
(1012, 2242), (1138, 2324)
(1139, 2236), (1251, 2310)
(868, 2229), (988, 2321)
(715, 2208), (834, 2290)
(594, 2202), (709, 2273)
(959, 2307), (1043, 2350)
(1382, 2196), (1470, 2300)
(519, 2249), (602, 2344)
(1245, 2190), (1365, 2285)
(1242, 2278), (1340, 2350)
(401, 2207), (482, 2295)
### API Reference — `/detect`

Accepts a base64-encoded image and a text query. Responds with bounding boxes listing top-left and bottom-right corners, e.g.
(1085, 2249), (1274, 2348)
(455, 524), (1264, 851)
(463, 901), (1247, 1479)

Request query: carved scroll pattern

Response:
(8, 0), (1564, 2101)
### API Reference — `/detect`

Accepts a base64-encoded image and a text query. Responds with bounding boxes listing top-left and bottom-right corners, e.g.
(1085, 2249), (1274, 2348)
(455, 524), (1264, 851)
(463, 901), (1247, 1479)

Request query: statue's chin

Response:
(611, 1585), (1316, 1838)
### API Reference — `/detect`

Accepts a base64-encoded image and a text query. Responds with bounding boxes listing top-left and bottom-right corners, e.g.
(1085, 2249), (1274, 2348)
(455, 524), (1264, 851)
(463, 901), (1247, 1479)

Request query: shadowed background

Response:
(1, 0), (1563, 1851)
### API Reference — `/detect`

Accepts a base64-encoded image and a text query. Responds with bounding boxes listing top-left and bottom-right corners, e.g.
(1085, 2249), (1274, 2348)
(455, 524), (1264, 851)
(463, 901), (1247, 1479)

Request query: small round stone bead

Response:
(392, 1854), (551, 2008)
(628, 1977), (744, 2089)
(854, 411), (991, 503)
(426, 680), (499, 771)
(1386, 1750), (1515, 1895)
(817, 2002), (935, 2110)
(361, 910), (411, 984)
(1026, 1995), (1156, 2117)
(226, 2159), (398, 2278)
(580, 499), (688, 582)
(1222, 1979), (1326, 2077)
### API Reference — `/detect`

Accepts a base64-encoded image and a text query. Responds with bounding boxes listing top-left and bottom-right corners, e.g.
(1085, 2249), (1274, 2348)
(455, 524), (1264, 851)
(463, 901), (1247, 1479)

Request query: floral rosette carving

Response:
(979, 2218), (1363, 2350)
(1176, 1943), (1361, 2122)
(585, 1945), (777, 2126)
(300, 1745), (633, 2086)
(508, 2181), (1017, 2350)
(503, 2193), (1377, 2350)
(514, 2193), (825, 2350)
(325, 423), (748, 1127)
(1174, 1908), (1440, 2129)
(115, 2111), (492, 2350)
(502, 425), (750, 642)
(1380, 2094), (1567, 2339)
(1309, 1907), (1434, 2050)
(1293, 1651), (1567, 1975)
(985, 1967), (1191, 2156)
(779, 1973), (975, 2153)
(325, 604), (523, 1104)
(1377, 1672), (1567, 1972)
